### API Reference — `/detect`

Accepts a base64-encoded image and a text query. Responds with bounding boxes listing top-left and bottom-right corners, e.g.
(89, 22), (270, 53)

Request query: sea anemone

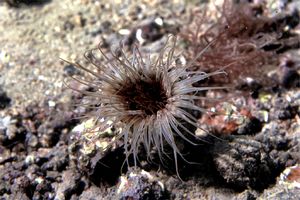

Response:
(65, 35), (226, 177)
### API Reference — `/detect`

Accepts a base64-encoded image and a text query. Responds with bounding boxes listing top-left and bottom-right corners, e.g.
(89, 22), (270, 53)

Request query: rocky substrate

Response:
(0, 88), (299, 199)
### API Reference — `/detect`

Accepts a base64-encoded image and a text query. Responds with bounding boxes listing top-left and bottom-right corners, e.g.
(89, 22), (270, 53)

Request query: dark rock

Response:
(14, 175), (35, 198)
(255, 122), (290, 151)
(125, 17), (166, 46)
(236, 78), (262, 97)
(236, 190), (258, 200)
(35, 179), (53, 195)
(25, 132), (39, 149)
(46, 171), (61, 182)
(22, 102), (78, 148)
(38, 128), (60, 148)
(212, 137), (277, 190)
(40, 145), (69, 172)
(4, 0), (52, 7)
(260, 175), (300, 200)
(63, 64), (80, 77)
(24, 164), (41, 181)
(53, 170), (85, 200)
(1, 163), (24, 183)
(278, 66), (300, 88)
(254, 121), (298, 169)
(88, 146), (126, 186)
(63, 21), (75, 31)
(0, 154), (17, 165)
(116, 170), (168, 200)
(9, 192), (30, 200)
(0, 89), (11, 109)
(237, 117), (262, 135)
(270, 97), (296, 120)
(91, 20), (112, 36)
(0, 115), (20, 146)
(78, 186), (104, 199)
(0, 180), (9, 196)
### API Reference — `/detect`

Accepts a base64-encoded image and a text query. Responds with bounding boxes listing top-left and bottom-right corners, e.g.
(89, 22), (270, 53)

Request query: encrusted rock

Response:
(53, 170), (85, 200)
(68, 119), (124, 186)
(116, 169), (167, 200)
(212, 137), (277, 189)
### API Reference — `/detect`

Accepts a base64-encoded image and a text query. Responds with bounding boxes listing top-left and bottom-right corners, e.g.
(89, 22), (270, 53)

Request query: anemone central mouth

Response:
(118, 77), (168, 115)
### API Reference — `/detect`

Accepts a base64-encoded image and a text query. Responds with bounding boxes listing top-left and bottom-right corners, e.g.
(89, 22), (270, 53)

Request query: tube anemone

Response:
(66, 35), (226, 177)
